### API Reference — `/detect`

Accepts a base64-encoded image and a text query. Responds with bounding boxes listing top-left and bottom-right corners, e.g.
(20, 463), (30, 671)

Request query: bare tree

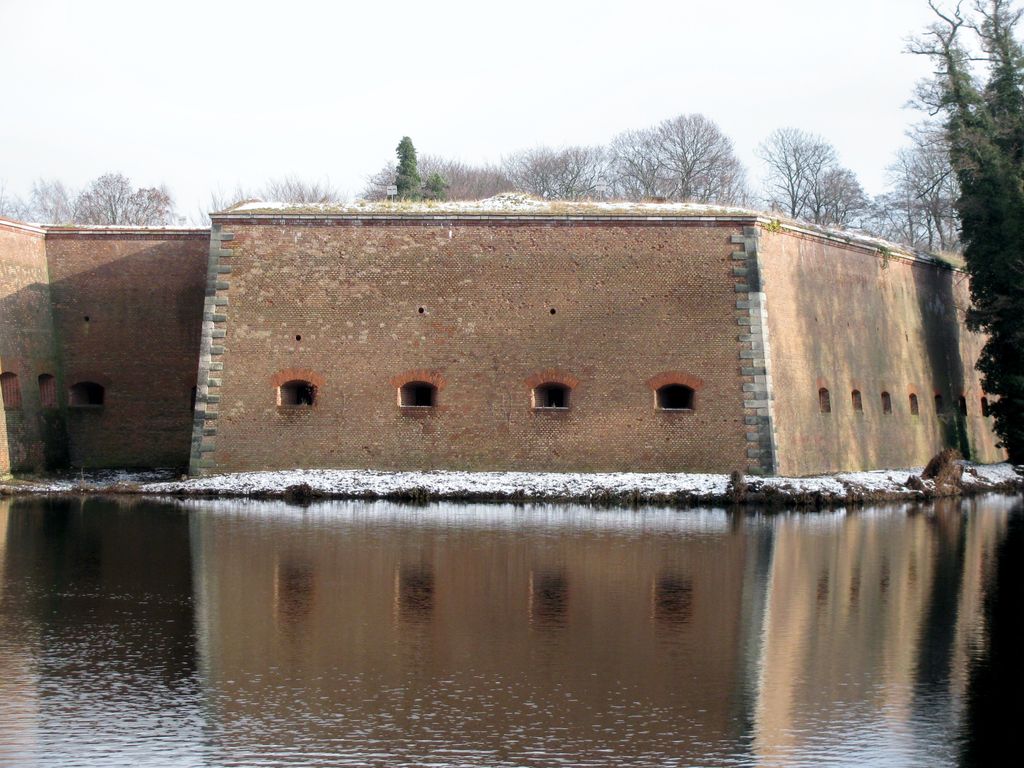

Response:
(807, 167), (868, 227)
(74, 173), (175, 226)
(867, 126), (960, 252)
(362, 162), (397, 200)
(0, 181), (27, 219)
(192, 185), (255, 226)
(24, 178), (77, 224)
(260, 175), (344, 204)
(419, 156), (513, 200)
(606, 128), (666, 200)
(502, 145), (608, 199)
(758, 127), (866, 226)
(656, 114), (749, 204)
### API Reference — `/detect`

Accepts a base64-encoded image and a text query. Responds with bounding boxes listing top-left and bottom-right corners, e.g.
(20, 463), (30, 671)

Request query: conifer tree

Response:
(424, 172), (448, 201)
(915, 0), (1024, 462)
(395, 136), (422, 199)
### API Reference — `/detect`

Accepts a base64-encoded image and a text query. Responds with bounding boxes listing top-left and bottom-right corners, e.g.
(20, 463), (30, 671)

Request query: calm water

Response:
(0, 496), (1020, 768)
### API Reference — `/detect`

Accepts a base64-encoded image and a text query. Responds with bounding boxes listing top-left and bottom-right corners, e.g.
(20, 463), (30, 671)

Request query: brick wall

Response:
(0, 220), (62, 474)
(192, 217), (755, 473)
(759, 227), (1004, 476)
(45, 230), (208, 468)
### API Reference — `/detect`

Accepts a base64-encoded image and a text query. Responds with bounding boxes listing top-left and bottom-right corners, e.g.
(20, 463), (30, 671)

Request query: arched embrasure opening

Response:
(0, 372), (21, 410)
(533, 382), (570, 409)
(38, 374), (57, 409)
(400, 381), (437, 407)
(818, 387), (831, 414)
(69, 381), (104, 407)
(279, 379), (317, 406)
(657, 384), (695, 411)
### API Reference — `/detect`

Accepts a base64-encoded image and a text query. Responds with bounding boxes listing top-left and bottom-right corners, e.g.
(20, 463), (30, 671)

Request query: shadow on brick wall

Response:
(2, 242), (206, 471)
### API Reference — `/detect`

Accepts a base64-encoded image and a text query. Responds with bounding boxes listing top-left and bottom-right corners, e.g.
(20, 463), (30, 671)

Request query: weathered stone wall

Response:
(0, 220), (62, 474)
(191, 217), (755, 474)
(759, 227), (1004, 476)
(45, 230), (208, 468)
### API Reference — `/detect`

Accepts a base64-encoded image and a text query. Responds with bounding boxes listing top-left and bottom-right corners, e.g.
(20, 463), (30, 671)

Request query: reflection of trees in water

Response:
(653, 574), (693, 624)
(531, 570), (568, 625)
(959, 506), (1023, 768)
(276, 561), (315, 626)
(397, 564), (434, 617)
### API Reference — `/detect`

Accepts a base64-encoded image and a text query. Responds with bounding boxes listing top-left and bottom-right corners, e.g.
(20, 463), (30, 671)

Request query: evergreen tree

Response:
(915, 0), (1024, 462)
(395, 136), (422, 199)
(423, 172), (448, 201)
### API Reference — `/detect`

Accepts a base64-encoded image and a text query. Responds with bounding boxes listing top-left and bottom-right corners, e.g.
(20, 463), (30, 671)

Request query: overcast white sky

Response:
(0, 0), (943, 222)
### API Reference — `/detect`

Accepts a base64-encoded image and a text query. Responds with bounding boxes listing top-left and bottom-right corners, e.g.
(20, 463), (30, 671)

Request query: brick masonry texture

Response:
(0, 212), (1006, 477)
(759, 228), (1004, 475)
(0, 221), (61, 473)
(0, 220), (208, 473)
(45, 231), (208, 468)
(192, 218), (754, 473)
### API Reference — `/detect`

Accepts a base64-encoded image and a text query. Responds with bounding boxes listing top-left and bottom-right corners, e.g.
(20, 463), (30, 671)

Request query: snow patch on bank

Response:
(3, 463), (1020, 506)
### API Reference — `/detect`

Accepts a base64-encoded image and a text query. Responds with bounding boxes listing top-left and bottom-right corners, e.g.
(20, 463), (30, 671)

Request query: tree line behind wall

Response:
(361, 117), (960, 256)
(0, 125), (958, 256)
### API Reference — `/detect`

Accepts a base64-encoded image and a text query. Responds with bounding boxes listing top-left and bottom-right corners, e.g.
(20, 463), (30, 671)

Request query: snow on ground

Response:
(147, 468), (732, 500)
(3, 462), (1020, 506)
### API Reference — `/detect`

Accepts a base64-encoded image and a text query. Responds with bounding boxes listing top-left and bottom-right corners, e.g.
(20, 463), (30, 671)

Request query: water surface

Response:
(0, 495), (1020, 767)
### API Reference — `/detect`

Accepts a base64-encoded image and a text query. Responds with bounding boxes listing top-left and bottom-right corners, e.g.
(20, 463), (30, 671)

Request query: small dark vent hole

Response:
(83, 316), (90, 322)
(549, 308), (557, 315)
(295, 335), (302, 341)
(418, 307), (425, 314)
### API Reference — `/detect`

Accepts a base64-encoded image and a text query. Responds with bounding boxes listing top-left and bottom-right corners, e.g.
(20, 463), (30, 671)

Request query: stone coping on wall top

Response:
(211, 210), (958, 272)
(42, 226), (210, 238)
(0, 217), (46, 236)
(0, 216), (209, 238)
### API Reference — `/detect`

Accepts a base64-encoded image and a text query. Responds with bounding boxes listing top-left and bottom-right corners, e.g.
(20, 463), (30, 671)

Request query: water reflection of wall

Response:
(752, 501), (1012, 766)
(0, 497), (199, 765)
(0, 500), (41, 762)
(189, 503), (758, 763)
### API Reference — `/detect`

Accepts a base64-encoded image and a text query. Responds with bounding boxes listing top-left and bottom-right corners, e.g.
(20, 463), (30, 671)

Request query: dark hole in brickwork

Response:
(935, 394), (945, 414)
(279, 380), (316, 406)
(38, 374), (57, 409)
(295, 335), (302, 341)
(418, 307), (425, 314)
(910, 393), (920, 416)
(658, 384), (695, 411)
(882, 391), (893, 415)
(818, 387), (831, 414)
(549, 308), (557, 315)
(83, 315), (90, 322)
(851, 390), (863, 411)
(533, 383), (570, 409)
(982, 396), (991, 417)
(69, 381), (104, 407)
(400, 381), (436, 407)
(959, 395), (968, 416)
(1, 372), (22, 410)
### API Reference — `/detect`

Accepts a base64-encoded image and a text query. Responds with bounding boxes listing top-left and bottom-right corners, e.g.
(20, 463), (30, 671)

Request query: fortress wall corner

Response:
(0, 221), (61, 474)
(45, 230), (208, 469)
